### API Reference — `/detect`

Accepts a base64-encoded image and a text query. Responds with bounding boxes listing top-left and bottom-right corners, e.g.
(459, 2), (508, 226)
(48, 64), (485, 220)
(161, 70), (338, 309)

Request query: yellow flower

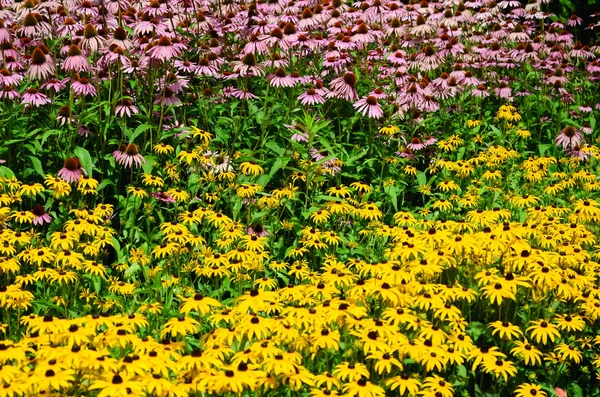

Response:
(153, 143), (174, 154)
(403, 165), (417, 176)
(379, 125), (400, 135)
(239, 162), (264, 176)
(467, 119), (482, 128)
(514, 383), (546, 397)
(127, 186), (148, 199)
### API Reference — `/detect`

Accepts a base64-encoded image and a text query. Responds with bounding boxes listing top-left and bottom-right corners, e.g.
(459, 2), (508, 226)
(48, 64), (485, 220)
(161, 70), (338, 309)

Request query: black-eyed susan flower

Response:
(554, 314), (585, 332)
(489, 321), (523, 341)
(527, 320), (561, 345)
(514, 383), (547, 397)
(342, 378), (385, 397)
(179, 293), (221, 315)
(142, 173), (164, 187)
(239, 162), (264, 176)
(126, 186), (148, 198)
(483, 358), (518, 382)
(18, 182), (45, 197)
(332, 362), (369, 382)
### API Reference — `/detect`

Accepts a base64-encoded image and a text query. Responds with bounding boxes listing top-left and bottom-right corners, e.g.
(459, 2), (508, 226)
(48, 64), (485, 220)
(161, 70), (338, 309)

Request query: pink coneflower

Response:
(56, 105), (75, 125)
(231, 89), (258, 100)
(78, 126), (92, 138)
(80, 24), (105, 53)
(102, 46), (131, 68)
(248, 222), (269, 237)
(555, 126), (583, 149)
(0, 86), (20, 100)
(108, 27), (132, 49)
(567, 14), (583, 27)
(148, 36), (182, 61)
(406, 137), (427, 151)
(0, 21), (11, 44)
(414, 45), (442, 71)
(152, 192), (176, 203)
(267, 68), (295, 88)
(298, 88), (325, 105)
(581, 122), (593, 134)
(41, 78), (68, 93)
(17, 13), (52, 38)
(472, 84), (489, 98)
(195, 57), (218, 76)
(27, 47), (54, 80)
(327, 72), (358, 101)
(115, 99), (139, 118)
(22, 88), (50, 107)
(58, 157), (85, 183)
(71, 77), (97, 97)
(353, 96), (383, 119)
(116, 144), (145, 168)
(63, 44), (90, 72)
(174, 60), (197, 74)
(154, 88), (181, 106)
(494, 81), (512, 99)
(369, 88), (387, 100)
(31, 205), (52, 226)
(112, 143), (126, 162)
(57, 17), (83, 37)
(0, 68), (23, 86)
(232, 53), (265, 77)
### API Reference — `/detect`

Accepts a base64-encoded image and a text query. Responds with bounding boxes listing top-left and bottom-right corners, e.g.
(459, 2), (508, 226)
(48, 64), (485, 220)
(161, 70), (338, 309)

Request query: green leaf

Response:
(416, 171), (427, 186)
(142, 155), (157, 174)
(538, 143), (553, 157)
(384, 184), (398, 211)
(0, 166), (15, 178)
(264, 141), (285, 156)
(129, 124), (152, 144)
(28, 156), (44, 177)
(73, 146), (93, 177)
(567, 384), (583, 397)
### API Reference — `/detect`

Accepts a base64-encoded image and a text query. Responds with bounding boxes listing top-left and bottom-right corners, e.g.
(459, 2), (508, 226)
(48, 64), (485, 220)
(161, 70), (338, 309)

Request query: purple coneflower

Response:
(63, 44), (89, 72)
(115, 99), (139, 118)
(248, 222), (269, 237)
(0, 68), (23, 86)
(494, 81), (512, 99)
(406, 137), (427, 151)
(555, 126), (583, 150)
(28, 47), (54, 80)
(116, 144), (145, 169)
(71, 77), (97, 97)
(0, 86), (20, 100)
(327, 72), (358, 101)
(267, 68), (295, 88)
(152, 192), (176, 203)
(148, 36), (182, 61)
(232, 53), (265, 77)
(56, 105), (75, 125)
(298, 88), (325, 105)
(22, 88), (50, 107)
(58, 157), (85, 183)
(472, 85), (489, 98)
(353, 96), (383, 119)
(80, 24), (105, 53)
(31, 205), (52, 226)
(154, 88), (181, 106)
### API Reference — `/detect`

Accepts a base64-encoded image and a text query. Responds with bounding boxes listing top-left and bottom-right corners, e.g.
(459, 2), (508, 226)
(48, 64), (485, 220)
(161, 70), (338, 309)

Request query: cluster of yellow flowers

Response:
(2, 117), (600, 397)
